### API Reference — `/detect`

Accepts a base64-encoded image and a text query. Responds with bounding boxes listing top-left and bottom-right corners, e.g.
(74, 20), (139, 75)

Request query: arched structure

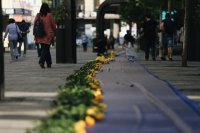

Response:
(96, 0), (129, 41)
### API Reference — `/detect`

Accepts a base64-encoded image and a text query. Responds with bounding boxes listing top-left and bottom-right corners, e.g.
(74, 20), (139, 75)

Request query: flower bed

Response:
(27, 51), (116, 133)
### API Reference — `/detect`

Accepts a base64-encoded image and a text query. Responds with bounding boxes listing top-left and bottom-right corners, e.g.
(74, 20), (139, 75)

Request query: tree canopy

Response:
(120, 0), (163, 25)
(120, 0), (186, 28)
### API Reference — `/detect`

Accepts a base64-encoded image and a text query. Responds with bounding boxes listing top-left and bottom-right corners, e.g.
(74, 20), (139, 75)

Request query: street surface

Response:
(0, 46), (200, 133)
(87, 54), (200, 133)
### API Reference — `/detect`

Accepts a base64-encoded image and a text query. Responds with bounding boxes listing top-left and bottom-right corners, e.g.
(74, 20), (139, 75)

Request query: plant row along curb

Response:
(27, 51), (117, 133)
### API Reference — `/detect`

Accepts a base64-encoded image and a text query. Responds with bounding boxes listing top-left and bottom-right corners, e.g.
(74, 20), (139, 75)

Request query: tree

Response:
(42, 0), (51, 4)
(194, 1), (200, 24)
(120, 0), (143, 25)
(182, 0), (190, 67)
(120, 0), (200, 64)
(120, 0), (163, 27)
(185, 0), (200, 62)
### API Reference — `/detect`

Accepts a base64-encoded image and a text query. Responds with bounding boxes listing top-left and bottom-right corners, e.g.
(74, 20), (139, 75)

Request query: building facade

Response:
(2, 0), (42, 49)
(2, 0), (41, 23)
(76, 0), (121, 43)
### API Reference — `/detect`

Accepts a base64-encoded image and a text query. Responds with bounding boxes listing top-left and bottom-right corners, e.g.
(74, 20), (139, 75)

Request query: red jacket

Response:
(34, 13), (56, 44)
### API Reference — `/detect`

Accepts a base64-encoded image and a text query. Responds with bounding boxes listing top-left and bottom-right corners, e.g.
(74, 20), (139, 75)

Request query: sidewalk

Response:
(0, 46), (200, 133)
(0, 47), (97, 133)
(136, 50), (200, 106)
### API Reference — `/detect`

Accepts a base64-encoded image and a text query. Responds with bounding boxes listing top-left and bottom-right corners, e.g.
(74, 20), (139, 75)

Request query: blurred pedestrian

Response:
(97, 35), (108, 56)
(81, 32), (89, 52)
(34, 3), (56, 68)
(124, 30), (135, 47)
(18, 20), (30, 57)
(160, 13), (176, 61)
(140, 13), (158, 61)
(109, 34), (115, 50)
(35, 43), (41, 57)
(3, 18), (20, 60)
(124, 39), (137, 62)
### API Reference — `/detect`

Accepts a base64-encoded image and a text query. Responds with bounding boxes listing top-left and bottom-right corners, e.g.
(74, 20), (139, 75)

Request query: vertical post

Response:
(96, 8), (105, 41)
(182, 0), (192, 66)
(0, 0), (5, 100)
(56, 0), (76, 63)
(167, 0), (171, 11)
(71, 0), (77, 63)
(187, 0), (199, 61)
(64, 0), (77, 63)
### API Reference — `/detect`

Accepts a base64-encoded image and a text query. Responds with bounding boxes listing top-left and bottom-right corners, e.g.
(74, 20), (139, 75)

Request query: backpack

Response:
(33, 14), (45, 37)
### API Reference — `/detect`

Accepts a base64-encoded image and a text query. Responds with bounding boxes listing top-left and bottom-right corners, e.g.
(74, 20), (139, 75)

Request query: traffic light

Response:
(170, 10), (177, 21)
(161, 10), (177, 21)
(161, 10), (167, 20)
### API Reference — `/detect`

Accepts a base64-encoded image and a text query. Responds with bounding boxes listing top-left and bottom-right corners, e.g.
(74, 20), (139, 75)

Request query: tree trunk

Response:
(182, 0), (190, 67)
(168, 0), (171, 11)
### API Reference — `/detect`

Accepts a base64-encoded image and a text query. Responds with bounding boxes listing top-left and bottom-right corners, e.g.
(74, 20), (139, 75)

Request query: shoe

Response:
(47, 65), (51, 68)
(15, 55), (18, 60)
(40, 64), (45, 69)
(169, 58), (173, 61)
(152, 58), (156, 61)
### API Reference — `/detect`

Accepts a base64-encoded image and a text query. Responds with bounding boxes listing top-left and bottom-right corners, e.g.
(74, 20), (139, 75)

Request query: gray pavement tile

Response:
(1, 46), (200, 133)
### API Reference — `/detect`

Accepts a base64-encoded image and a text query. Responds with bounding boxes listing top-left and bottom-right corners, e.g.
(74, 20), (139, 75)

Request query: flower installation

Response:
(27, 51), (116, 133)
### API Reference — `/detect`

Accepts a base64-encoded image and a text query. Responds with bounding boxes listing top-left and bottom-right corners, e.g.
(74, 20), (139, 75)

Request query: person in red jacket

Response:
(34, 3), (56, 68)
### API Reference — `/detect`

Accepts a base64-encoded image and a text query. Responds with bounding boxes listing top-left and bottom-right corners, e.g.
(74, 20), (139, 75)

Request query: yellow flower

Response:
(74, 120), (86, 133)
(86, 75), (93, 80)
(92, 88), (103, 102)
(85, 116), (95, 127)
(90, 83), (99, 90)
(99, 103), (107, 110)
(95, 112), (105, 120)
(86, 106), (98, 116)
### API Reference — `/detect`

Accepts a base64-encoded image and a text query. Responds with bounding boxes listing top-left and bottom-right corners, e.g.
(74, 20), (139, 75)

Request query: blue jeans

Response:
(161, 36), (173, 48)
(9, 40), (18, 59)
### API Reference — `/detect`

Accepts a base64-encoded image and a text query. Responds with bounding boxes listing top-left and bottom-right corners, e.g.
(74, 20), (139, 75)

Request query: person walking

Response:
(35, 43), (41, 57)
(81, 32), (89, 52)
(140, 13), (158, 61)
(160, 13), (176, 61)
(124, 30), (135, 47)
(34, 3), (56, 68)
(109, 34), (115, 50)
(18, 20), (30, 57)
(3, 18), (21, 60)
(97, 35), (108, 56)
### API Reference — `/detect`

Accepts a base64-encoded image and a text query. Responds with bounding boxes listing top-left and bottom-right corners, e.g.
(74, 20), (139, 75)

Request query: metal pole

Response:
(0, 0), (5, 100)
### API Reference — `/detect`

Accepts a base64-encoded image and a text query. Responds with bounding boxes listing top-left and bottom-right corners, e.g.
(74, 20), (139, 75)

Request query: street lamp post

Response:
(0, 0), (5, 100)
